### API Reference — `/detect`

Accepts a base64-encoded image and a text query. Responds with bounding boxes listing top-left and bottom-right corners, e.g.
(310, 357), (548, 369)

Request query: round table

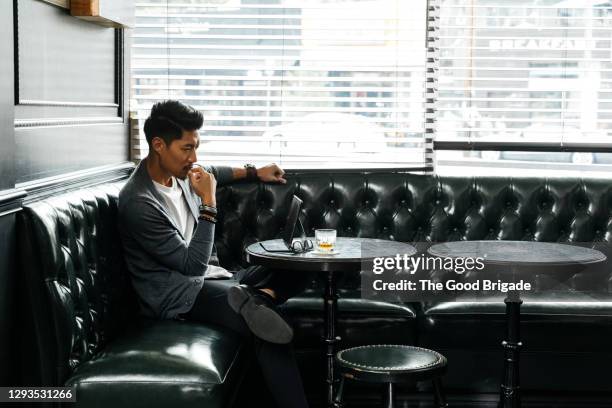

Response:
(427, 240), (606, 408)
(246, 237), (417, 408)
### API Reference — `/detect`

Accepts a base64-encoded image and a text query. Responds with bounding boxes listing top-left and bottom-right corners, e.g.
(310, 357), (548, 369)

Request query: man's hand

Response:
(188, 167), (217, 207)
(257, 163), (287, 184)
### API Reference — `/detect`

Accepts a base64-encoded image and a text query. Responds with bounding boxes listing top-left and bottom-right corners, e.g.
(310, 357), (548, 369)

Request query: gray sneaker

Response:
(227, 284), (294, 344)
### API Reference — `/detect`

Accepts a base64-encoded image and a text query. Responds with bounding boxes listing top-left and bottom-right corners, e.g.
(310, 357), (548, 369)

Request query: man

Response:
(118, 100), (310, 408)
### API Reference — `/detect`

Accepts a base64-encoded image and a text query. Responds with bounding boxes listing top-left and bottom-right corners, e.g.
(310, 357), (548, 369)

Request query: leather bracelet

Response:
(199, 204), (217, 217)
(200, 211), (217, 219)
(244, 164), (258, 182)
(199, 214), (217, 224)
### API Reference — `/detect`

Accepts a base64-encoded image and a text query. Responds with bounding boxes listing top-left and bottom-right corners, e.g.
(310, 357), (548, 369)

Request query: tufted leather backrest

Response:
(214, 172), (612, 286)
(16, 171), (612, 384)
(18, 182), (137, 385)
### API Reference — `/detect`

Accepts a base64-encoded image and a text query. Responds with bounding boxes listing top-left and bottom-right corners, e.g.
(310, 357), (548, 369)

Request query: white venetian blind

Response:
(131, 0), (432, 169)
(433, 0), (612, 149)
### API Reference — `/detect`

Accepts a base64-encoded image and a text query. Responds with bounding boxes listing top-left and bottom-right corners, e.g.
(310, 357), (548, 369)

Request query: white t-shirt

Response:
(153, 177), (232, 279)
(153, 177), (195, 243)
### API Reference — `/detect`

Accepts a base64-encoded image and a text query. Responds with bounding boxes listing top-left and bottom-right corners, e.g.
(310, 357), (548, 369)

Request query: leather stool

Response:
(334, 344), (448, 408)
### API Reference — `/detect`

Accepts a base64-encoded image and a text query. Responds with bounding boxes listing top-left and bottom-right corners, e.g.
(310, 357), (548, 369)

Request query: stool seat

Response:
(334, 345), (448, 407)
(336, 344), (447, 384)
(338, 344), (445, 372)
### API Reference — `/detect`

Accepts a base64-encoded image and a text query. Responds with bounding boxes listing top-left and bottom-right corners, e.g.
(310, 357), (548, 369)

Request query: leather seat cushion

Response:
(421, 293), (612, 352)
(427, 348), (612, 393)
(420, 294), (612, 392)
(284, 297), (417, 347)
(65, 320), (248, 408)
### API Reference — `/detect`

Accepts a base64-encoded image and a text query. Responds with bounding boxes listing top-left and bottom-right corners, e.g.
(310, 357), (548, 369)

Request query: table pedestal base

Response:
(499, 292), (522, 408)
(324, 271), (340, 408)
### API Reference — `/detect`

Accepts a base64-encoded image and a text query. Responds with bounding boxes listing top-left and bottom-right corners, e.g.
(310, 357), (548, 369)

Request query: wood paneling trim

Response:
(19, 100), (119, 108)
(19, 162), (133, 204)
(15, 117), (123, 128)
(12, 0), (18, 106)
(0, 189), (26, 217)
(0, 189), (27, 205)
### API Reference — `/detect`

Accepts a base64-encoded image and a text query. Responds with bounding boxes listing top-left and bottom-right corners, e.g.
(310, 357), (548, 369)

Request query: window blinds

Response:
(431, 0), (612, 152)
(131, 0), (432, 170)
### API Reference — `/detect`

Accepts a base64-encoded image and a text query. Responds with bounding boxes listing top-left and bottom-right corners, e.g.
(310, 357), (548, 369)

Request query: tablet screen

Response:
(282, 195), (303, 249)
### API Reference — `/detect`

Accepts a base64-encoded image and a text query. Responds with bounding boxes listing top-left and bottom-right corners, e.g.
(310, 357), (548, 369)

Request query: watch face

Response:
(245, 164), (258, 180)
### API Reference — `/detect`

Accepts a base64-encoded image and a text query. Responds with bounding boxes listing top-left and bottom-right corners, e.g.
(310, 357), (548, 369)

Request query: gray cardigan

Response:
(118, 158), (234, 319)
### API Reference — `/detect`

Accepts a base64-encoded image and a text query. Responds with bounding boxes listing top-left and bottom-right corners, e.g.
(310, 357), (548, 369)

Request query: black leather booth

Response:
(18, 183), (249, 408)
(17, 171), (612, 406)
(214, 173), (612, 395)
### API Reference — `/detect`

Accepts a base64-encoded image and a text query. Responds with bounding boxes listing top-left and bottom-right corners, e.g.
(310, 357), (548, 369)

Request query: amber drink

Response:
(315, 229), (337, 253)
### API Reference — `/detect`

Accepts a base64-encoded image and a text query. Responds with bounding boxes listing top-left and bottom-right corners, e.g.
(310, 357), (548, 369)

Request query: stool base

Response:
(334, 378), (448, 408)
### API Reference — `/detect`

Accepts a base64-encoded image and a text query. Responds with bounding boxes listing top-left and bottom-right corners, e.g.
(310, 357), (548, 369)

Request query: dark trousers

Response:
(183, 266), (312, 408)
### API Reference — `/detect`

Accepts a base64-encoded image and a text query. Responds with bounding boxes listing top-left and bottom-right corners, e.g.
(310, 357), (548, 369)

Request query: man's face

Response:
(153, 130), (200, 179)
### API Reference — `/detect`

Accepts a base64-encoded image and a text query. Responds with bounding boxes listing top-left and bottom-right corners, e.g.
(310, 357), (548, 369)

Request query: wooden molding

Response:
(19, 162), (134, 204)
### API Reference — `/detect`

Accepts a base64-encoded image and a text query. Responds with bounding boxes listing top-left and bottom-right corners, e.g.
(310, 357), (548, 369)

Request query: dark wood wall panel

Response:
(0, 214), (17, 385)
(0, 0), (130, 387)
(16, 0), (116, 106)
(0, 0), (17, 386)
(0, 0), (15, 192)
(15, 124), (128, 184)
(12, 0), (129, 184)
(0, 1), (17, 385)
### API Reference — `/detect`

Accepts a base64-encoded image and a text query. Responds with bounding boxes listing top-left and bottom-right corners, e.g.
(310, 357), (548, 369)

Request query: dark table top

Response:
(427, 240), (606, 271)
(246, 237), (417, 272)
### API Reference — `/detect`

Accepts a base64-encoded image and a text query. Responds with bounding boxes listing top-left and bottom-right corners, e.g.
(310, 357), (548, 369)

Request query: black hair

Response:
(143, 100), (203, 146)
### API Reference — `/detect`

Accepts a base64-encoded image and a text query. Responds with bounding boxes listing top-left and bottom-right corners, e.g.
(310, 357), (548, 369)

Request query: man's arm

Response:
(205, 165), (234, 187)
(120, 199), (215, 277)
(207, 163), (287, 186)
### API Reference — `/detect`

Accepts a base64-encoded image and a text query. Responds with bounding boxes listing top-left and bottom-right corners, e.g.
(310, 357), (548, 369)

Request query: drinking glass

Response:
(315, 229), (337, 253)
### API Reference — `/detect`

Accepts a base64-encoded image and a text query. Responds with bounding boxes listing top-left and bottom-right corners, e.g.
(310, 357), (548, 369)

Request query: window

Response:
(131, 0), (432, 169)
(432, 0), (612, 171)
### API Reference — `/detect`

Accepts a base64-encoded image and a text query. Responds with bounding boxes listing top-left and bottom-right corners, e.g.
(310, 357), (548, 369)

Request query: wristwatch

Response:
(244, 164), (259, 182)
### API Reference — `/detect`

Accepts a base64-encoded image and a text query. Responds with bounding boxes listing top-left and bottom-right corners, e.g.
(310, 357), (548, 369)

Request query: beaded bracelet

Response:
(199, 214), (217, 224)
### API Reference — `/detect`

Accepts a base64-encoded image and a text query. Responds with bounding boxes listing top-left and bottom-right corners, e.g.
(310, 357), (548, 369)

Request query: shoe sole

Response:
(228, 285), (293, 344)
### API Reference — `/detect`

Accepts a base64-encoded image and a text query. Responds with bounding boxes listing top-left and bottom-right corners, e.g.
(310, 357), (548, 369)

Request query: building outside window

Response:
(131, 0), (430, 169)
(131, 0), (612, 173)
